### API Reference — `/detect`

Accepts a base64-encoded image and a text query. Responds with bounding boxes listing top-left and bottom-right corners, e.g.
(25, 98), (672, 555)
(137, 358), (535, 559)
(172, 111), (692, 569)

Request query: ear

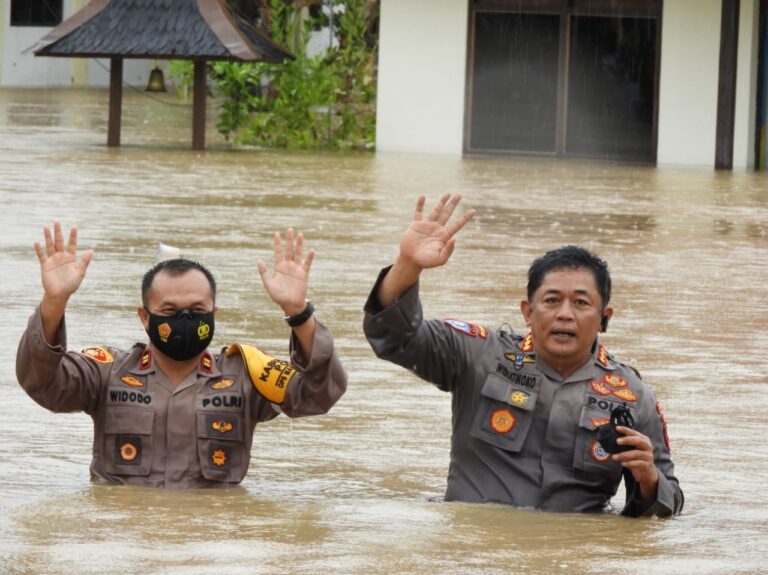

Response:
(600, 306), (614, 332)
(520, 300), (532, 327)
(137, 307), (150, 331)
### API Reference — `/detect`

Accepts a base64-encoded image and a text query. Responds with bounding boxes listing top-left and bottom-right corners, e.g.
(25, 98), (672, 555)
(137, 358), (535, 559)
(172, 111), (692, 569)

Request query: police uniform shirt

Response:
(16, 306), (347, 488)
(363, 267), (683, 517)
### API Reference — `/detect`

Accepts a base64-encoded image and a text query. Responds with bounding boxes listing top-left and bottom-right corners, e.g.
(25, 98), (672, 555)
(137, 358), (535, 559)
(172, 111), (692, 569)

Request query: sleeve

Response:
(16, 306), (105, 415)
(231, 321), (347, 421)
(620, 387), (684, 517)
(362, 266), (491, 393)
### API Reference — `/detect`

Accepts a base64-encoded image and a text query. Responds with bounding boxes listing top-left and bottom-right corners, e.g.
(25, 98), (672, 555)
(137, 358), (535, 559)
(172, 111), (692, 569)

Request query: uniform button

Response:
(376, 317), (383, 324)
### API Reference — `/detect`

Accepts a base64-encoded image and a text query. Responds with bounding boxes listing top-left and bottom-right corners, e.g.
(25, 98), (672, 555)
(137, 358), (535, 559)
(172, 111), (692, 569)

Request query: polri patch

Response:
(443, 319), (488, 338)
(490, 408), (516, 434)
(80, 347), (114, 364)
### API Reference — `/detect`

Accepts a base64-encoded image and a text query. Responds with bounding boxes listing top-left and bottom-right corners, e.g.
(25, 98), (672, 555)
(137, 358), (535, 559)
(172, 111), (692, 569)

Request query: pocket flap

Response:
(480, 373), (538, 412)
(104, 406), (155, 435)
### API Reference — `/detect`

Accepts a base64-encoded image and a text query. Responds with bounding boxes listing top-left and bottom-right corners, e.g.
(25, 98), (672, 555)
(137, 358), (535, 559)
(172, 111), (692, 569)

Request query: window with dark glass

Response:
(10, 0), (63, 26)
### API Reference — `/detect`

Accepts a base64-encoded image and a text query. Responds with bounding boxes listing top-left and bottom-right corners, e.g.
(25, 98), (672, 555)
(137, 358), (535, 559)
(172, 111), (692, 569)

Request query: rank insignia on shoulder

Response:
(140, 350), (151, 370)
(120, 375), (145, 388)
(597, 344), (609, 367)
(504, 352), (536, 370)
(211, 378), (235, 390)
(591, 440), (611, 463)
(520, 333), (534, 353)
(590, 380), (612, 396)
(490, 408), (516, 434)
(80, 347), (114, 364)
(201, 352), (213, 374)
(443, 319), (488, 339)
(612, 389), (637, 402)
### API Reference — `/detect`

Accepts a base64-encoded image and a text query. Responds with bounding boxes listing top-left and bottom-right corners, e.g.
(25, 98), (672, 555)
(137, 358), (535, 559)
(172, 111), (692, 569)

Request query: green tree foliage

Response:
(210, 0), (378, 150)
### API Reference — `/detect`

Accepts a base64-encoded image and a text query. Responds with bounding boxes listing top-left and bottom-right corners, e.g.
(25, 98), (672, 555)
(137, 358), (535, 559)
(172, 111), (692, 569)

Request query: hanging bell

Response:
(145, 66), (167, 92)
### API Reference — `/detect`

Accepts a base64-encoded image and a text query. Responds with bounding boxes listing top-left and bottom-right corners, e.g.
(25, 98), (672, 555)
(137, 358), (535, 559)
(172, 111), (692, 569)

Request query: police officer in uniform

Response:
(363, 195), (683, 516)
(17, 221), (346, 488)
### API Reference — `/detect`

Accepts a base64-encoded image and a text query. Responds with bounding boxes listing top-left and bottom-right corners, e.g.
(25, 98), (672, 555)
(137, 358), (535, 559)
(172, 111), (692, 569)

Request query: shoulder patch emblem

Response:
(443, 319), (488, 339)
(226, 344), (296, 404)
(490, 408), (516, 434)
(612, 388), (637, 402)
(120, 375), (144, 388)
(211, 378), (235, 390)
(80, 347), (114, 364)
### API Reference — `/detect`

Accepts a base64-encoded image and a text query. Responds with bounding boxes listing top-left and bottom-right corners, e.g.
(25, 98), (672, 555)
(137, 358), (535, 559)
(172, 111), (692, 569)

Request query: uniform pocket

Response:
(196, 412), (245, 483)
(469, 373), (537, 453)
(102, 406), (155, 476)
(573, 405), (623, 479)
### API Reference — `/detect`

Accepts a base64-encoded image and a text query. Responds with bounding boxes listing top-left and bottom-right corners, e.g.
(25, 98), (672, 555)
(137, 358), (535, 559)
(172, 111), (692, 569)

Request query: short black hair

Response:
(527, 245), (611, 308)
(141, 259), (217, 307)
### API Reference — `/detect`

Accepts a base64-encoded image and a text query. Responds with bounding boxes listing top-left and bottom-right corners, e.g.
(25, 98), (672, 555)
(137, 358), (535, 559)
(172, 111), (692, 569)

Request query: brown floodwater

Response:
(0, 87), (767, 575)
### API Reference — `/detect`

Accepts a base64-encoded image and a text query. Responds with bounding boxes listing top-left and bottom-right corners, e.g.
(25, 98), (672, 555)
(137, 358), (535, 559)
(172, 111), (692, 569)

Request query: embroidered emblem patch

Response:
(612, 389), (637, 402)
(120, 375), (144, 388)
(211, 378), (234, 390)
(591, 440), (611, 462)
(197, 321), (211, 341)
(80, 347), (114, 364)
(603, 374), (627, 388)
(509, 390), (530, 408)
(140, 350), (151, 369)
(598, 344), (608, 366)
(201, 352), (213, 374)
(211, 420), (234, 433)
(657, 401), (671, 451)
(591, 417), (610, 428)
(443, 319), (488, 338)
(505, 352), (535, 370)
(590, 380), (612, 396)
(521, 333), (534, 353)
(490, 408), (516, 434)
(157, 322), (172, 342)
(211, 449), (227, 467)
(116, 435), (141, 465)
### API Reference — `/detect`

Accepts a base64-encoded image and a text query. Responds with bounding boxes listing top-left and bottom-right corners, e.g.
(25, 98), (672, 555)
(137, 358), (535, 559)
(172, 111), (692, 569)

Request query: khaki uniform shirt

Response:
(17, 307), (347, 488)
(363, 268), (683, 516)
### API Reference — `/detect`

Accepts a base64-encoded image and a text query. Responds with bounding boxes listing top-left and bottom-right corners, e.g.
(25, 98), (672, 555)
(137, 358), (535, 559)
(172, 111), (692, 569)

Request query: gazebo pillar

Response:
(107, 57), (123, 147)
(192, 60), (207, 151)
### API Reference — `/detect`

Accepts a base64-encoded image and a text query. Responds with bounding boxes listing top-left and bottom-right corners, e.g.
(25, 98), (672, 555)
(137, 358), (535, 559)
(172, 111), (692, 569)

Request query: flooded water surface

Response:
(0, 88), (767, 575)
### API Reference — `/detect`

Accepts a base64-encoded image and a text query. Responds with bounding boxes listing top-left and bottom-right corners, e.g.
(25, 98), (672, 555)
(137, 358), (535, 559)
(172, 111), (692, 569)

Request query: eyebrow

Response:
(541, 288), (594, 297)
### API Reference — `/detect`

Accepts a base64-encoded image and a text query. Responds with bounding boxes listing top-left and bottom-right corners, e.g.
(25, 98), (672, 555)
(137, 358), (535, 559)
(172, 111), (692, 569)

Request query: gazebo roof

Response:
(32, 0), (292, 61)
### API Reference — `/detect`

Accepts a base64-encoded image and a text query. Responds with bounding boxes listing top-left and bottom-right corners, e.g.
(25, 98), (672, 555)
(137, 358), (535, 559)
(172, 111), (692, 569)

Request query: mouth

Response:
(550, 328), (576, 340)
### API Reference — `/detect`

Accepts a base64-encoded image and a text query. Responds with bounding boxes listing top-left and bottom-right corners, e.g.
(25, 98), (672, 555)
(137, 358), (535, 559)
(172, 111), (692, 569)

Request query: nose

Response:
(555, 300), (575, 319)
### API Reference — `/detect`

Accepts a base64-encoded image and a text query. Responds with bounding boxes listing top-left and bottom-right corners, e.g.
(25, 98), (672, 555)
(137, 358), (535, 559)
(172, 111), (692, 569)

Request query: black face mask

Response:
(145, 308), (214, 361)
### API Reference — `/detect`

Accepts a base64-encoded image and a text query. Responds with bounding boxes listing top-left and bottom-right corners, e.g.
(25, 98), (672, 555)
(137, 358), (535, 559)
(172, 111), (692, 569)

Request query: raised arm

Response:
(257, 228), (316, 359)
(377, 194), (476, 307)
(35, 221), (94, 344)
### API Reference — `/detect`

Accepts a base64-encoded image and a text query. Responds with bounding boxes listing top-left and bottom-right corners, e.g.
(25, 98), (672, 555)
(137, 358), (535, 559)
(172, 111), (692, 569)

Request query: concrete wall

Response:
(375, 0), (468, 154)
(733, 0), (760, 169)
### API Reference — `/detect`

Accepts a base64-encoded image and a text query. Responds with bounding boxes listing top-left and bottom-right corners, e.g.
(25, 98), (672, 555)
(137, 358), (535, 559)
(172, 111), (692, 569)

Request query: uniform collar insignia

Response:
(597, 343), (609, 367)
(132, 349), (153, 373)
(198, 351), (221, 377)
(520, 333), (535, 353)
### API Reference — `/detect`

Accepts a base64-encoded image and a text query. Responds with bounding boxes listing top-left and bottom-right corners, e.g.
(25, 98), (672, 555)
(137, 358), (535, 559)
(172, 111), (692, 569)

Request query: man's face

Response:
(139, 269), (215, 326)
(520, 266), (612, 377)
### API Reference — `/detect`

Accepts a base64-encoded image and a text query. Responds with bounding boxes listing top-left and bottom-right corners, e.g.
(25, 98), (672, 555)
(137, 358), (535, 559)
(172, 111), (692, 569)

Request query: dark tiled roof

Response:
(34, 0), (292, 61)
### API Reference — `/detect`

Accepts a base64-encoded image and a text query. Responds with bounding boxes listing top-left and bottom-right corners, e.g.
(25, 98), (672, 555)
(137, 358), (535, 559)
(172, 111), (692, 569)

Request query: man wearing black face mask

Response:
(16, 221), (347, 488)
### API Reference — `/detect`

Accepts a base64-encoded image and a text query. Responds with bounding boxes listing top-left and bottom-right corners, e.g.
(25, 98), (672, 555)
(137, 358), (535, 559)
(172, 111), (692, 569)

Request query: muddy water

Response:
(0, 87), (766, 575)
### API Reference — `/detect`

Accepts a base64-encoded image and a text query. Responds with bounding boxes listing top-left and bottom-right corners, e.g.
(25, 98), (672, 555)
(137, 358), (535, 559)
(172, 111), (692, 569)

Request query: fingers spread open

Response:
(413, 195), (426, 221)
(447, 207), (476, 237)
(43, 224), (54, 257)
(67, 226), (78, 255)
(53, 220), (64, 253)
(286, 228), (295, 262)
(273, 232), (283, 265)
(427, 193), (451, 221)
(295, 232), (304, 262)
(303, 248), (315, 274)
(437, 194), (462, 225)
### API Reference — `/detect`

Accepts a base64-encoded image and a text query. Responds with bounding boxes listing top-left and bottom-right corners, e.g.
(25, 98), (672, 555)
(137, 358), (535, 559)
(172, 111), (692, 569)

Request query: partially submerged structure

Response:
(28, 0), (291, 149)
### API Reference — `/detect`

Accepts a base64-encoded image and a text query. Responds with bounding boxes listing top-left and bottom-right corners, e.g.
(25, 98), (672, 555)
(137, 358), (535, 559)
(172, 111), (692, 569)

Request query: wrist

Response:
(283, 300), (314, 327)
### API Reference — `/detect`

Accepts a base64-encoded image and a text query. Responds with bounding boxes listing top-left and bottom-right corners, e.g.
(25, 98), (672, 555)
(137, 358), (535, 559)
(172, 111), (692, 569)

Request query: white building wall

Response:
(733, 0), (760, 169)
(656, 0), (722, 166)
(376, 0), (468, 154)
(1, 0), (152, 87)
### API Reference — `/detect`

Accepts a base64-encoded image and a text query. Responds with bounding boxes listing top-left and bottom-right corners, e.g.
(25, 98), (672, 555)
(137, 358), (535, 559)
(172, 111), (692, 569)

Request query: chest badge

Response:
(509, 390), (530, 408)
(212, 449), (227, 467)
(490, 408), (516, 434)
(211, 378), (234, 390)
(120, 375), (144, 388)
(590, 380), (612, 396)
(612, 389), (637, 402)
(211, 420), (234, 433)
